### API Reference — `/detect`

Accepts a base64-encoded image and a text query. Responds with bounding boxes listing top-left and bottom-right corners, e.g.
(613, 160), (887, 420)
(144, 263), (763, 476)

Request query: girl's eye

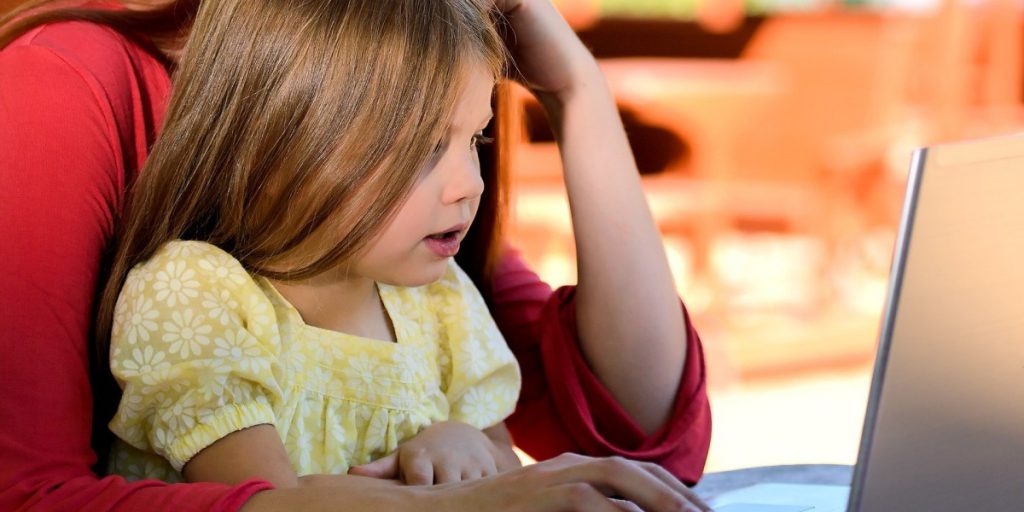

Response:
(471, 133), (494, 150)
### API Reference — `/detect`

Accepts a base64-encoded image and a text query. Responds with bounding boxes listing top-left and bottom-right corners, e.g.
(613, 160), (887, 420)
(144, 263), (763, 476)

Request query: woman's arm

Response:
(493, 249), (711, 483)
(185, 426), (710, 511)
(243, 453), (709, 512)
(0, 29), (273, 511)
(499, 0), (686, 434)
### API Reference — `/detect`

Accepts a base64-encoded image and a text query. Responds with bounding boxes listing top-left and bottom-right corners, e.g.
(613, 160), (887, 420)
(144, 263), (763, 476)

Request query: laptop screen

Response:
(850, 134), (1024, 511)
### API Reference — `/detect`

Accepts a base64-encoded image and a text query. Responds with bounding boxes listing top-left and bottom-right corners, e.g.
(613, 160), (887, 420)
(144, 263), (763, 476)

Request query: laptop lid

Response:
(848, 134), (1024, 511)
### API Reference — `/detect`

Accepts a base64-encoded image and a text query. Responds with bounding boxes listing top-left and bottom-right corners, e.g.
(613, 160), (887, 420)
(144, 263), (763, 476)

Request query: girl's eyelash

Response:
(433, 134), (493, 155)
(472, 134), (494, 149)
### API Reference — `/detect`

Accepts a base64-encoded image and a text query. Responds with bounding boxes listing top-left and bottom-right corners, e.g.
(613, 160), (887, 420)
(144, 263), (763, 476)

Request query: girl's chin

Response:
(376, 260), (449, 288)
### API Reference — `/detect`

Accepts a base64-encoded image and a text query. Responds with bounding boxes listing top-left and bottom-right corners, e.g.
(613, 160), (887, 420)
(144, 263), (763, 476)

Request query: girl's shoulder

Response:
(127, 240), (257, 295)
(114, 241), (279, 350)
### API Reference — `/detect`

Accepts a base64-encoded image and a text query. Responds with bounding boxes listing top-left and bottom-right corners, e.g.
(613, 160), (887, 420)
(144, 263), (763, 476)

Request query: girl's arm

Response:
(499, 0), (686, 435)
(183, 425), (300, 488)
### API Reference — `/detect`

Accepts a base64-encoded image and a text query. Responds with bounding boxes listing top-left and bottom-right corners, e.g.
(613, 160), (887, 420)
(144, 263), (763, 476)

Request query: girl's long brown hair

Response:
(2, 0), (513, 471)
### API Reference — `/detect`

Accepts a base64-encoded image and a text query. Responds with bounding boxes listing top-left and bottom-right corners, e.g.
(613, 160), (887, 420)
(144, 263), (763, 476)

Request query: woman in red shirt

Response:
(0, 0), (711, 510)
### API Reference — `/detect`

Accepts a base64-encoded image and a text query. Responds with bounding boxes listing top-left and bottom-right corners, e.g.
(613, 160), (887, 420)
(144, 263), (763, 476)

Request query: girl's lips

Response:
(423, 222), (468, 258)
(424, 232), (460, 257)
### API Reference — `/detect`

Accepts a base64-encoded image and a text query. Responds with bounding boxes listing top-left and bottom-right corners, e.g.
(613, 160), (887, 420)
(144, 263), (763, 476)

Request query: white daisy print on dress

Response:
(201, 289), (240, 326)
(341, 353), (384, 403)
(198, 251), (249, 286)
(160, 395), (198, 433)
(120, 345), (171, 378)
(212, 328), (268, 374)
(455, 386), (502, 427)
(162, 308), (213, 358)
(153, 260), (200, 307)
(122, 296), (159, 345)
(165, 241), (204, 259)
(244, 294), (274, 337)
(457, 337), (490, 379)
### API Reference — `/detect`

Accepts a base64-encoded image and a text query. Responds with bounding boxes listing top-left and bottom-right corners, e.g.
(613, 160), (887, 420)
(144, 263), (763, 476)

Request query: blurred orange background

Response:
(511, 0), (1024, 471)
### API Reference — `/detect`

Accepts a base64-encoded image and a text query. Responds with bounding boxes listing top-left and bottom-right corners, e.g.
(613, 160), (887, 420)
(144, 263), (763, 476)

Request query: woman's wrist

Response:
(533, 64), (612, 135)
(242, 482), (433, 512)
(503, 0), (601, 103)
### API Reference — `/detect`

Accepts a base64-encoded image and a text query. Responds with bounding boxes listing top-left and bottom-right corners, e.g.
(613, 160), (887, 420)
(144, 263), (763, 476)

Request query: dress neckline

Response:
(257, 277), (404, 346)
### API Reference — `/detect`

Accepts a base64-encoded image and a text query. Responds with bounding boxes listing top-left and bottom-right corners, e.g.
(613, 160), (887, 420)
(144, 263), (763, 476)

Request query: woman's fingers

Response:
(540, 454), (704, 512)
(426, 454), (708, 511)
(611, 498), (646, 512)
(638, 462), (712, 512)
(547, 483), (632, 512)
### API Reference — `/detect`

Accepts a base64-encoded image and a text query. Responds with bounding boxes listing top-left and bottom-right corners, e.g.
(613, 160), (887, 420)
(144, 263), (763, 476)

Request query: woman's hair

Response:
(3, 0), (513, 468)
(0, 1), (198, 62)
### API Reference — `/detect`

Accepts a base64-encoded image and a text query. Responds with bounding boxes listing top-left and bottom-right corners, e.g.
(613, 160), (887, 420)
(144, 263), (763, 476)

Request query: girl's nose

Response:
(442, 153), (485, 205)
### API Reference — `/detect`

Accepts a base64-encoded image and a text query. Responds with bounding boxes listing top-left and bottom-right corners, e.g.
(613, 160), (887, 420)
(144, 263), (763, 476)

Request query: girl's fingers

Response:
(401, 453), (434, 486)
(347, 452), (398, 479)
(434, 461), (462, 485)
(481, 453), (499, 477)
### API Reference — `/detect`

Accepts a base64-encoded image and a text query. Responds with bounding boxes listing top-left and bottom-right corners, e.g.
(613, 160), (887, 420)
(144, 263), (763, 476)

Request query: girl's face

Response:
(350, 61), (494, 287)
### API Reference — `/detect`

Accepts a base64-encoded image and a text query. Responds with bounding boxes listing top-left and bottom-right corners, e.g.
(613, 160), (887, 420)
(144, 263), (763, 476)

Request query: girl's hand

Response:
(348, 421), (520, 485)
(489, 0), (599, 101)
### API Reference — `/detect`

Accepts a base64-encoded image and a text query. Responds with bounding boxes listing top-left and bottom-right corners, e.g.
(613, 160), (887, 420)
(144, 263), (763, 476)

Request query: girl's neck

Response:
(269, 275), (396, 342)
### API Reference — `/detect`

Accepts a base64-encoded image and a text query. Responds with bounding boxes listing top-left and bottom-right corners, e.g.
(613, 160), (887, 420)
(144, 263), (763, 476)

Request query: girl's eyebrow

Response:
(447, 111), (494, 133)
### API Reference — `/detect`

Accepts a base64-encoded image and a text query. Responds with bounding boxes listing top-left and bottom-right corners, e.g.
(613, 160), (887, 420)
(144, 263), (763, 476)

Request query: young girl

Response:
(98, 0), (522, 487)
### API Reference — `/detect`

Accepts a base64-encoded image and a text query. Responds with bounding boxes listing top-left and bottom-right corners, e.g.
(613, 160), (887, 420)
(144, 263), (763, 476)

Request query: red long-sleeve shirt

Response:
(0, 20), (711, 511)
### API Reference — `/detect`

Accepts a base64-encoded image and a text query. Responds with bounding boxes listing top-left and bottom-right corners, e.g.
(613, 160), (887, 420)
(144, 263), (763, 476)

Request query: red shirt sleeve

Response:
(492, 247), (712, 485)
(0, 24), (272, 511)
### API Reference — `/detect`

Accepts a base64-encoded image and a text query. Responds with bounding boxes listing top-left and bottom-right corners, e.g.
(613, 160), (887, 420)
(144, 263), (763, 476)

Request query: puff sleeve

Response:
(108, 241), (284, 472)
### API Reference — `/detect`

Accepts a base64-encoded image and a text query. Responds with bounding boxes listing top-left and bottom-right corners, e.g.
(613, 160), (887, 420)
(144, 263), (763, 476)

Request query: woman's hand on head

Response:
(487, 0), (600, 101)
(348, 420), (520, 485)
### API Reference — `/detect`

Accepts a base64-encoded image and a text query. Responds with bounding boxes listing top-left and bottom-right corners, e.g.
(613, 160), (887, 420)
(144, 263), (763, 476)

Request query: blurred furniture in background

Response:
(505, 2), (1024, 382)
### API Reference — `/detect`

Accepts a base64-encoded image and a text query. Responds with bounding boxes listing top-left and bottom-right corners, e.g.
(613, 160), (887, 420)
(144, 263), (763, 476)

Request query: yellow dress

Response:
(107, 240), (521, 482)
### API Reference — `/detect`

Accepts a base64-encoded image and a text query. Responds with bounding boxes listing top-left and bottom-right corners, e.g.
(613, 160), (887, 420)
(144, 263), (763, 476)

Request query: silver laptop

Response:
(711, 133), (1024, 511)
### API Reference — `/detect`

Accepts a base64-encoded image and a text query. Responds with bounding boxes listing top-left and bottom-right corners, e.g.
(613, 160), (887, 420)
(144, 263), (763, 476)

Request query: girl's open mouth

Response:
(424, 229), (461, 257)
